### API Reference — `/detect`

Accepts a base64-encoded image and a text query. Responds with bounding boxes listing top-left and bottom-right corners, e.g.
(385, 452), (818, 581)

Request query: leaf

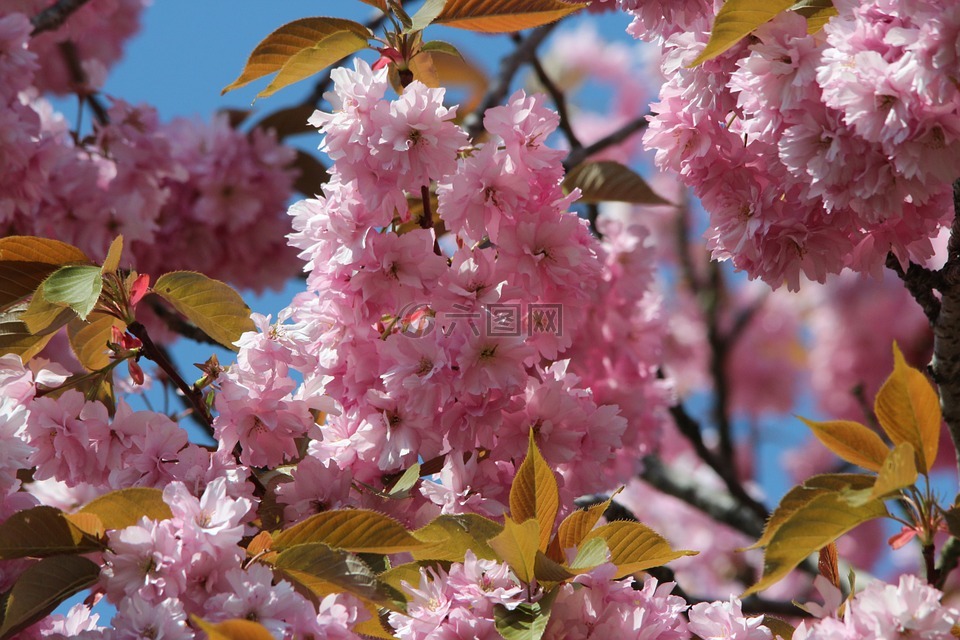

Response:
(222, 18), (372, 98)
(356, 0), (387, 9)
(252, 104), (317, 140)
(41, 265), (103, 320)
(533, 551), (575, 582)
(553, 499), (609, 556)
(272, 543), (407, 611)
(842, 443), (918, 507)
(379, 560), (442, 593)
(818, 542), (840, 589)
(67, 313), (122, 372)
(744, 492), (888, 596)
(494, 599), (553, 640)
(152, 271), (255, 350)
(292, 150), (331, 197)
(746, 473), (876, 551)
(761, 616), (796, 640)
(434, 0), (586, 33)
(428, 45), (487, 113)
(193, 617), (276, 640)
(0, 262), (61, 314)
(799, 417), (890, 473)
(411, 513), (503, 562)
(409, 51), (440, 88)
(689, 0), (796, 66)
(945, 506), (960, 539)
(874, 342), (941, 473)
(101, 235), (123, 274)
(20, 292), (76, 336)
(0, 506), (102, 559)
(0, 556), (100, 638)
(488, 517), (540, 584)
(510, 431), (560, 551)
(569, 536), (608, 570)
(77, 487), (172, 530)
(272, 509), (425, 554)
(562, 161), (672, 205)
(0, 237), (90, 313)
(583, 521), (697, 579)
(388, 462), (422, 496)
(408, 0), (447, 32)
(0, 310), (56, 362)
(421, 40), (463, 58)
(790, 0), (837, 33)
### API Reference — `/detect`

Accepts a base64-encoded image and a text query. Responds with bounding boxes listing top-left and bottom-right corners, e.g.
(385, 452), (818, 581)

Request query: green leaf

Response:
(222, 18), (372, 98)
(192, 617), (276, 640)
(152, 271), (255, 351)
(842, 443), (918, 507)
(41, 265), (103, 320)
(800, 417), (891, 473)
(532, 551), (575, 582)
(562, 161), (672, 205)
(0, 556), (100, 638)
(77, 487), (172, 531)
(0, 506), (102, 559)
(746, 473), (876, 551)
(434, 0), (586, 33)
(510, 431), (560, 551)
(379, 560), (446, 594)
(20, 292), (76, 336)
(272, 543), (407, 611)
(272, 509), (425, 554)
(583, 521), (697, 579)
(408, 0), (447, 32)
(100, 235), (123, 274)
(488, 517), (540, 584)
(790, 0), (837, 33)
(421, 40), (464, 58)
(67, 313), (122, 372)
(744, 492), (888, 596)
(569, 536), (608, 570)
(411, 513), (503, 562)
(494, 599), (553, 640)
(874, 342), (941, 473)
(689, 0), (796, 66)
(388, 462), (422, 497)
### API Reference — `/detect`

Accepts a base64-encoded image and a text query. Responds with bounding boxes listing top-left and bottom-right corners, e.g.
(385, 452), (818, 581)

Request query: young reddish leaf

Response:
(252, 104), (317, 140)
(799, 417), (890, 472)
(746, 473), (876, 551)
(271, 509), (425, 554)
(411, 513), (503, 562)
(427, 45), (487, 113)
(128, 273), (150, 307)
(222, 18), (372, 98)
(582, 521), (696, 579)
(562, 161), (672, 205)
(100, 235), (123, 274)
(874, 342), (941, 473)
(356, 0), (387, 9)
(488, 517), (540, 584)
(192, 617), (276, 640)
(818, 542), (840, 590)
(434, 0), (586, 33)
(152, 271), (255, 351)
(67, 313), (123, 372)
(744, 492), (888, 597)
(41, 265), (103, 321)
(842, 443), (918, 507)
(689, 0), (795, 66)
(77, 487), (172, 530)
(0, 263), (63, 314)
(292, 150), (332, 197)
(510, 431), (560, 551)
(0, 556), (100, 639)
(272, 543), (407, 611)
(0, 506), (102, 559)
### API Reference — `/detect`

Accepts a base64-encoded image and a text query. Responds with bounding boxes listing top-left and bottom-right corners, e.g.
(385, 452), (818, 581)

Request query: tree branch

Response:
(521, 39), (582, 151)
(885, 253), (942, 325)
(463, 24), (558, 139)
(563, 115), (649, 171)
(31, 0), (92, 35)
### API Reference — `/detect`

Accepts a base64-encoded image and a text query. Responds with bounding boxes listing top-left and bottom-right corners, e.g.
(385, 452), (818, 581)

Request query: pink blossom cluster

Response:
(265, 58), (669, 520)
(636, 1), (960, 290)
(0, 12), (300, 294)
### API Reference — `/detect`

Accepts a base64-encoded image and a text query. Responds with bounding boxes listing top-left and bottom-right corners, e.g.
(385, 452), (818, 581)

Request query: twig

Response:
(148, 299), (221, 346)
(885, 253), (942, 325)
(936, 536), (960, 590)
(520, 38), (582, 151)
(563, 115), (649, 171)
(59, 41), (109, 126)
(30, 0), (92, 35)
(463, 23), (558, 139)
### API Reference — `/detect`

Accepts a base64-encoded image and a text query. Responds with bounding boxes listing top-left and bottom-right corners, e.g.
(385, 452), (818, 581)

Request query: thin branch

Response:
(148, 298), (222, 346)
(520, 38), (582, 151)
(463, 23), (558, 139)
(885, 253), (942, 325)
(59, 41), (109, 126)
(936, 535), (960, 590)
(563, 115), (649, 171)
(31, 0), (92, 35)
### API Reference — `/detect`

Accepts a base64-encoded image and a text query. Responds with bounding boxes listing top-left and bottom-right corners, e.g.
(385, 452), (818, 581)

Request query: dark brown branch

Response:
(521, 39), (582, 151)
(31, 0), (92, 35)
(127, 321), (213, 430)
(463, 23), (558, 139)
(59, 41), (109, 126)
(148, 298), (222, 346)
(563, 115), (649, 171)
(885, 253), (942, 325)
(936, 536), (960, 590)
